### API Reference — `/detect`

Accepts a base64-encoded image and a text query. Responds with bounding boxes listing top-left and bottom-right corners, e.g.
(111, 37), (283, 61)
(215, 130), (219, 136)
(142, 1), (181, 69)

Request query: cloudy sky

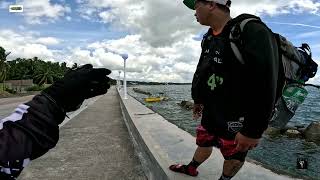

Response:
(0, 0), (319, 83)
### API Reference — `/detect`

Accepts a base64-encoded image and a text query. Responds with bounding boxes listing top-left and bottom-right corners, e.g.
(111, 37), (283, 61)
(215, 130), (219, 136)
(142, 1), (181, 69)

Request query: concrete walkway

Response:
(19, 87), (147, 180)
(0, 95), (34, 117)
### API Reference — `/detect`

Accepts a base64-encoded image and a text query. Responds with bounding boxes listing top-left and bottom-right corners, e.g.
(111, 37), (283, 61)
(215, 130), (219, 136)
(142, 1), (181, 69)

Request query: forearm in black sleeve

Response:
(192, 52), (207, 104)
(0, 94), (65, 178)
(239, 22), (279, 138)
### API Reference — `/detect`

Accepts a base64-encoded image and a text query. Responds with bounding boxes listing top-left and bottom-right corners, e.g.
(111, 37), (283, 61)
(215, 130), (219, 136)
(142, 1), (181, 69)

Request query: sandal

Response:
(169, 164), (198, 176)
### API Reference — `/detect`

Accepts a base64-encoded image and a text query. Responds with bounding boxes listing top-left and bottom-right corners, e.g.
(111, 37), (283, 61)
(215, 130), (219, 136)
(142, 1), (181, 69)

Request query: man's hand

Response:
(235, 132), (260, 152)
(42, 64), (111, 112)
(192, 104), (203, 120)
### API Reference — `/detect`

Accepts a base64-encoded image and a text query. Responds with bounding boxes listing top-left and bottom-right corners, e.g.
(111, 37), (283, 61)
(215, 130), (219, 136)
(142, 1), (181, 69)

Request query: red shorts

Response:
(196, 125), (247, 161)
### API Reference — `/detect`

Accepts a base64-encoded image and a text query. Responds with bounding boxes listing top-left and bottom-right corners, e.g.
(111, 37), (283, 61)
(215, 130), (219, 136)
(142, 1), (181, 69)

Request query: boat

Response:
(144, 96), (169, 103)
(144, 97), (164, 102)
(144, 89), (169, 103)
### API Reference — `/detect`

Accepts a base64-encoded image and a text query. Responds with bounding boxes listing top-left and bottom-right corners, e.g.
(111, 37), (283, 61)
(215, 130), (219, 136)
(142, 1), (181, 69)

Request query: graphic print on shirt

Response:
(203, 36), (226, 92)
(207, 74), (224, 91)
(227, 117), (244, 133)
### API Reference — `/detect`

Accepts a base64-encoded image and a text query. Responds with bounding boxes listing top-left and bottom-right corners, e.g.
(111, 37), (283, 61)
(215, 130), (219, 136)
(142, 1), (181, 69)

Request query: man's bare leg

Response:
(219, 160), (244, 180)
(193, 146), (213, 162)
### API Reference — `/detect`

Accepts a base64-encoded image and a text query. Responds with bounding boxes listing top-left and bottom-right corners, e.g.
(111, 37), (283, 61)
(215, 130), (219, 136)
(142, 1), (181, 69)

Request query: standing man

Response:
(169, 0), (279, 179)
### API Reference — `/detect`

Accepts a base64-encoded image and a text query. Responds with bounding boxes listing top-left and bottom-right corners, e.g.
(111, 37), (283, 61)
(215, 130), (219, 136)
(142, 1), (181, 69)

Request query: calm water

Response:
(128, 85), (320, 180)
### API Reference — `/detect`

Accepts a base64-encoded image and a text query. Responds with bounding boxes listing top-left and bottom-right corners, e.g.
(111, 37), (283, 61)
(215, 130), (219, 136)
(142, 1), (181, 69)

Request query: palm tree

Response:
(0, 46), (11, 91)
(34, 63), (56, 86)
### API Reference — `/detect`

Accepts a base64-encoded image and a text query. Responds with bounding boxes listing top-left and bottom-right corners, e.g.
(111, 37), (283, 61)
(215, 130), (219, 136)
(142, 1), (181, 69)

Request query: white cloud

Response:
(0, 29), (56, 61)
(231, 0), (320, 16)
(99, 11), (116, 23)
(18, 25), (26, 31)
(63, 34), (200, 82)
(19, 44), (54, 58)
(72, 0), (320, 82)
(266, 22), (320, 29)
(296, 31), (320, 39)
(36, 37), (61, 45)
(2, 0), (320, 83)
(307, 71), (320, 85)
(0, 29), (197, 82)
(76, 0), (320, 48)
(18, 0), (71, 24)
(76, 0), (199, 47)
(66, 16), (72, 21)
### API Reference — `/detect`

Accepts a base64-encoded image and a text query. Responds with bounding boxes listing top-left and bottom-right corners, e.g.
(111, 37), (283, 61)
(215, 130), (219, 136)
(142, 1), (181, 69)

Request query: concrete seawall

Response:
(118, 88), (302, 180)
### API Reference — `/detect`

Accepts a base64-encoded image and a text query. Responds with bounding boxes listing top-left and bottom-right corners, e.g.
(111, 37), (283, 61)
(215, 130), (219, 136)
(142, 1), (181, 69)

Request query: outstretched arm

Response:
(0, 64), (111, 179)
(0, 94), (65, 179)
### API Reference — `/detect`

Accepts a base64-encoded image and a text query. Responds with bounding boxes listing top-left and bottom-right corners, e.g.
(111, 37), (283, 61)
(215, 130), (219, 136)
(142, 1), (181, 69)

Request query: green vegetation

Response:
(5, 87), (17, 94)
(0, 46), (118, 96)
(6, 56), (69, 85)
(0, 47), (11, 91)
(0, 46), (70, 94)
(0, 46), (187, 96)
(25, 85), (47, 92)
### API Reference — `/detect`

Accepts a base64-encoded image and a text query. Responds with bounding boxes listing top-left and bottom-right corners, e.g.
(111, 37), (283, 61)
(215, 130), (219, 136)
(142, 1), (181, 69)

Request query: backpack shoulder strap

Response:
(229, 17), (261, 64)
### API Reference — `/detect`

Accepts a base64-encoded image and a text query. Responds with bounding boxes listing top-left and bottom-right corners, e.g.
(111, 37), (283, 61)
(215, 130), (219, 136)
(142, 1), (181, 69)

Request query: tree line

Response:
(0, 46), (79, 86)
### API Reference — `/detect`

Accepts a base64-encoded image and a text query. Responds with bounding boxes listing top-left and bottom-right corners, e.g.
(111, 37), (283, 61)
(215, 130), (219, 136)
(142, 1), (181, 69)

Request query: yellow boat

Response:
(144, 96), (169, 102)
(144, 97), (164, 102)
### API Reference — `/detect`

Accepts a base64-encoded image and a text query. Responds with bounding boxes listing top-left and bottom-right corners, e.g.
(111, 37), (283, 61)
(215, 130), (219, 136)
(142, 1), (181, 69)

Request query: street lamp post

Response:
(121, 54), (128, 99)
(117, 71), (121, 90)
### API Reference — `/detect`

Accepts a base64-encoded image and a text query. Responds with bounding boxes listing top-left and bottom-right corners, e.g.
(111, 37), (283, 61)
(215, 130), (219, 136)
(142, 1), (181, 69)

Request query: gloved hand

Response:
(42, 64), (111, 112)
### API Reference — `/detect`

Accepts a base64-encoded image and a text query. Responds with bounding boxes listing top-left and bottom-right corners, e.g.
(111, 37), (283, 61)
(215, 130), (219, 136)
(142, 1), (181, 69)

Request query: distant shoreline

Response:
(126, 82), (191, 85)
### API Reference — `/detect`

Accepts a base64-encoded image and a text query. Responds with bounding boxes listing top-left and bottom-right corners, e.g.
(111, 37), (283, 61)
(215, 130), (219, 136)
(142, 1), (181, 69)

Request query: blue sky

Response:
(263, 13), (320, 49)
(0, 0), (127, 49)
(0, 0), (319, 83)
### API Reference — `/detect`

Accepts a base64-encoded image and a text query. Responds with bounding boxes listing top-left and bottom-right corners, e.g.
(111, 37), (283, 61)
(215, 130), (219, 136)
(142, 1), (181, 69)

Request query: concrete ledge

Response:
(117, 89), (302, 180)
(118, 90), (169, 180)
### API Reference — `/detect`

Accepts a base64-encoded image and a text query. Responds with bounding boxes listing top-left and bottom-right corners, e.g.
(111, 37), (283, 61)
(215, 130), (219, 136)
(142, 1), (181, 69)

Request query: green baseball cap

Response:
(183, 0), (196, 10)
(183, 0), (231, 10)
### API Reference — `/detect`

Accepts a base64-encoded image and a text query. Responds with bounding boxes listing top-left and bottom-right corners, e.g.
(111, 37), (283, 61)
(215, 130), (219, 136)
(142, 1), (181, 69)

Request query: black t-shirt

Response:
(192, 14), (279, 139)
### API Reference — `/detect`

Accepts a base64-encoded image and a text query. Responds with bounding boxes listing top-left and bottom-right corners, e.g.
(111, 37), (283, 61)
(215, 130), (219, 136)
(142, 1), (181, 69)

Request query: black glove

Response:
(42, 64), (111, 112)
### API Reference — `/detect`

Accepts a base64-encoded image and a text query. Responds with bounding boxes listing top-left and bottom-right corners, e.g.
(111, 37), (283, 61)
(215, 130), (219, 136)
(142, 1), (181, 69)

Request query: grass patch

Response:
(26, 85), (47, 91)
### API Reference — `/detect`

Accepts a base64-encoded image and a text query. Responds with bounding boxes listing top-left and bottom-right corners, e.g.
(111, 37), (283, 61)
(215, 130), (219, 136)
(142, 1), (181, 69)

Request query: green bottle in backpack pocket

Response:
(282, 85), (308, 113)
(269, 85), (308, 129)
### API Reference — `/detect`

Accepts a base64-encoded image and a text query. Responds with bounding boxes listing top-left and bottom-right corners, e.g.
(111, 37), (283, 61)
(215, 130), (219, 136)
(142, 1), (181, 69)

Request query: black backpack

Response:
(229, 14), (319, 129)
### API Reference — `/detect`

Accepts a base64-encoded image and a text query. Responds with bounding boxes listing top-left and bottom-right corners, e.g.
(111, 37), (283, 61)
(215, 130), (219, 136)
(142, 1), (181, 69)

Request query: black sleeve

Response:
(192, 55), (205, 104)
(192, 34), (208, 104)
(0, 94), (65, 179)
(239, 22), (279, 138)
